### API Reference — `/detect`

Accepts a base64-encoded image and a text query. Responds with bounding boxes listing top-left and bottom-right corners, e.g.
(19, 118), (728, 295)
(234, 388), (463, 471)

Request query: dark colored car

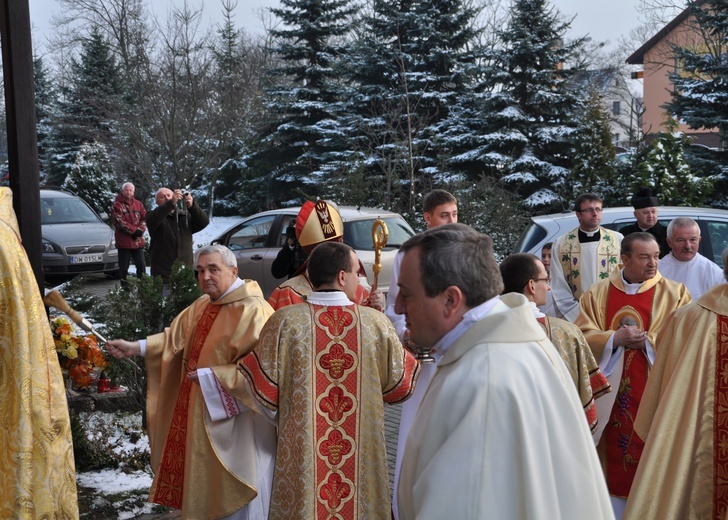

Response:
(40, 189), (119, 277)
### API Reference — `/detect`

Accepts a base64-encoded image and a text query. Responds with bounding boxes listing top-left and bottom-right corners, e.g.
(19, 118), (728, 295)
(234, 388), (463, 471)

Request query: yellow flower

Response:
(65, 344), (78, 359)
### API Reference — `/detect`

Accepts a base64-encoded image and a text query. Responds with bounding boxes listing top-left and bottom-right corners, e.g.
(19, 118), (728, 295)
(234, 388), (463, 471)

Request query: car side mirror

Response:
(99, 211), (109, 221)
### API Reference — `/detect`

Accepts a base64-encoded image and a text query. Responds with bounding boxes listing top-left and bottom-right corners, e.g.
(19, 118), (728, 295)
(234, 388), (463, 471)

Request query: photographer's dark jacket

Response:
(146, 199), (209, 279)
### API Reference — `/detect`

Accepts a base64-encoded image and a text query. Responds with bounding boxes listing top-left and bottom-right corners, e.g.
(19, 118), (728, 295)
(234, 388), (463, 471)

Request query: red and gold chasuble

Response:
(241, 300), (418, 519)
(313, 305), (361, 519)
(152, 303), (221, 509)
(715, 314), (728, 519)
(602, 286), (655, 497)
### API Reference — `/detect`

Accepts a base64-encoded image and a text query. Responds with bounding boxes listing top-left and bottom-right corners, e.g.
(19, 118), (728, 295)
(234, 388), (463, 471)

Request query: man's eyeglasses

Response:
(577, 207), (603, 214)
(532, 277), (551, 284)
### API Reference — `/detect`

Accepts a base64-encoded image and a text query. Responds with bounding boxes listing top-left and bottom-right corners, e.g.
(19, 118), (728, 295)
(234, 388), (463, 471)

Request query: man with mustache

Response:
(658, 216), (724, 299)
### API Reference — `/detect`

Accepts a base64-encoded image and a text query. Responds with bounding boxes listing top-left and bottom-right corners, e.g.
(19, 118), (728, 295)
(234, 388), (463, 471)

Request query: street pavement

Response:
(69, 274), (405, 519)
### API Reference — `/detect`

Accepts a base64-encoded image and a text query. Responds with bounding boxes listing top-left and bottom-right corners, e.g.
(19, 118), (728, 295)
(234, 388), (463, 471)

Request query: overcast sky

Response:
(28, 0), (644, 51)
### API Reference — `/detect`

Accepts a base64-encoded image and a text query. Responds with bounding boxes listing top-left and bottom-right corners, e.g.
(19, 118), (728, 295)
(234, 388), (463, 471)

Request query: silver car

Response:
(212, 206), (416, 298)
(515, 206), (728, 266)
(40, 189), (119, 277)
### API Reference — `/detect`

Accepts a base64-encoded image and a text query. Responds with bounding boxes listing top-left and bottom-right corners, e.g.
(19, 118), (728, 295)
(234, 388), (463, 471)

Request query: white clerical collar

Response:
(620, 269), (644, 295)
(579, 228), (600, 237)
(213, 277), (244, 301)
(431, 296), (502, 363)
(529, 301), (545, 318)
(307, 291), (354, 306)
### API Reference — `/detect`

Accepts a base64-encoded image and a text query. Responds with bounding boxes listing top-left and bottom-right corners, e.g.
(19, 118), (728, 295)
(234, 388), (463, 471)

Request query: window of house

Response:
(612, 101), (621, 115)
(613, 133), (620, 143)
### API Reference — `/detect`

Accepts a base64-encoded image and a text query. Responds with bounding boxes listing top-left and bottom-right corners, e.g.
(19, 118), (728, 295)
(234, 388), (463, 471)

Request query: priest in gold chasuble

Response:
(0, 188), (79, 518)
(623, 279), (728, 520)
(108, 245), (276, 519)
(576, 233), (691, 519)
(241, 242), (419, 520)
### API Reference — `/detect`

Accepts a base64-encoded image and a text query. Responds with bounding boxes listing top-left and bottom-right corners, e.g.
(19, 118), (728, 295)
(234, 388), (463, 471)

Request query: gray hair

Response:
(400, 223), (504, 307)
(723, 247), (728, 282)
(121, 182), (135, 191)
(667, 217), (700, 239)
(194, 244), (237, 268)
(155, 187), (172, 198)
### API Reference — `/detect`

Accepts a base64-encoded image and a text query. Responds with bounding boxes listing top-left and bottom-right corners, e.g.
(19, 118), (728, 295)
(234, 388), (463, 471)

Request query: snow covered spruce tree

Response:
(475, 0), (584, 212)
(569, 88), (617, 199)
(664, 0), (728, 206)
(44, 28), (124, 187)
(245, 0), (357, 207)
(344, 0), (482, 216)
(63, 141), (118, 216)
(641, 117), (713, 206)
(34, 56), (60, 182)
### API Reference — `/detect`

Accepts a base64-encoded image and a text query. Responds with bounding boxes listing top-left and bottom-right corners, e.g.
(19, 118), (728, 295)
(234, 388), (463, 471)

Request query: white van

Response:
(514, 206), (728, 267)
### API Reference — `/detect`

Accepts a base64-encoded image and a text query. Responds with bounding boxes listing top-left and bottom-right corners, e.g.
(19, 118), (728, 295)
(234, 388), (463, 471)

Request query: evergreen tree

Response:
(34, 56), (59, 181)
(569, 89), (617, 199)
(344, 0), (482, 217)
(476, 0), (584, 212)
(63, 141), (118, 215)
(642, 118), (713, 206)
(45, 28), (124, 187)
(247, 0), (357, 206)
(665, 0), (728, 206)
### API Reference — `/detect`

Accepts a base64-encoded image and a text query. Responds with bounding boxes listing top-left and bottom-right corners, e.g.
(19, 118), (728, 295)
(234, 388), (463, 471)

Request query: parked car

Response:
(514, 206), (728, 267)
(211, 206), (416, 298)
(40, 188), (119, 277)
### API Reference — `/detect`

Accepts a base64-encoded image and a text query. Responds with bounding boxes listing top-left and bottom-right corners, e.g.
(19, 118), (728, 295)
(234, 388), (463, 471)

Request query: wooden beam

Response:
(0, 0), (44, 292)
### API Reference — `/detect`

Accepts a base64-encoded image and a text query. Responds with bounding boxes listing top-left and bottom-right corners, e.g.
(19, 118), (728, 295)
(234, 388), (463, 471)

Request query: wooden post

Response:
(0, 0), (44, 292)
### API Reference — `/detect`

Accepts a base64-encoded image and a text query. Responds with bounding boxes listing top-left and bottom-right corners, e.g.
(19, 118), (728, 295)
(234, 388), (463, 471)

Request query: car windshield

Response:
(343, 217), (414, 250)
(41, 197), (101, 225)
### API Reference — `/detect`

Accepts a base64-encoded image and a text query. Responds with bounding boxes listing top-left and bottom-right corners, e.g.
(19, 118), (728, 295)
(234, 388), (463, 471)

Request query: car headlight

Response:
(42, 239), (58, 253)
(110, 237), (116, 250)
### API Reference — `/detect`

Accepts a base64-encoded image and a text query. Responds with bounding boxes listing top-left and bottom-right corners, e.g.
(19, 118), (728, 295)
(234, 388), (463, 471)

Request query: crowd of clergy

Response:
(3, 184), (728, 520)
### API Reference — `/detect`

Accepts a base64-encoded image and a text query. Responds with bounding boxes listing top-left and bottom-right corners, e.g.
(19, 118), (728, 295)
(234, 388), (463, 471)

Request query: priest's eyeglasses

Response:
(533, 277), (551, 285)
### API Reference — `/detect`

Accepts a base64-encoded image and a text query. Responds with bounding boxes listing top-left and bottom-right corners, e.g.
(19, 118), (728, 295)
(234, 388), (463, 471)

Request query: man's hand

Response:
(184, 192), (193, 207)
(172, 189), (184, 205)
(186, 370), (200, 385)
(131, 229), (143, 238)
(368, 288), (384, 311)
(107, 339), (141, 359)
(613, 325), (647, 351)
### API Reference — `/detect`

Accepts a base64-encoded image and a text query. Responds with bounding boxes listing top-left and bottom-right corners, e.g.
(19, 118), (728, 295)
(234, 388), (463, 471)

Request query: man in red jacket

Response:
(112, 182), (147, 283)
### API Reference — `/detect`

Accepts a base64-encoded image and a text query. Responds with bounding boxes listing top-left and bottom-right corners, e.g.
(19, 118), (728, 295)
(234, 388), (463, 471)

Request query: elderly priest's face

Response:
(196, 253), (239, 300)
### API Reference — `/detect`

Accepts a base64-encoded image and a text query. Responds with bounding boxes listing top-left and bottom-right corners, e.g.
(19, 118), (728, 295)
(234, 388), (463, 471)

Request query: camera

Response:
(181, 190), (189, 197)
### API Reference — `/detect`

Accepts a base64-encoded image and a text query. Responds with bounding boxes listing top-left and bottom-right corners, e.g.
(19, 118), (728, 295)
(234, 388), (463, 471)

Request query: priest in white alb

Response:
(658, 217), (724, 299)
(395, 223), (614, 520)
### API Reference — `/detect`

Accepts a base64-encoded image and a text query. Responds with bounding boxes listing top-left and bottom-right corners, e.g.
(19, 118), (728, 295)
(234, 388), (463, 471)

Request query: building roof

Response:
(626, 0), (705, 65)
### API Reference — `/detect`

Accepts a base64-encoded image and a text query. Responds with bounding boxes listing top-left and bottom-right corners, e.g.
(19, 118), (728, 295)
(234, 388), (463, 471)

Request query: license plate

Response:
(70, 254), (103, 264)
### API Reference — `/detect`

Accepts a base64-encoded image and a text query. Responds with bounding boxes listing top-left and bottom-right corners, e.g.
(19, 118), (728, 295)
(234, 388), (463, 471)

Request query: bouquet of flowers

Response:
(51, 315), (108, 388)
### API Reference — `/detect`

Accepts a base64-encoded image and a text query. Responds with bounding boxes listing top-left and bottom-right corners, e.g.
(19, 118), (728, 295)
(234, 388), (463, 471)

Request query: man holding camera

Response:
(147, 187), (209, 281)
